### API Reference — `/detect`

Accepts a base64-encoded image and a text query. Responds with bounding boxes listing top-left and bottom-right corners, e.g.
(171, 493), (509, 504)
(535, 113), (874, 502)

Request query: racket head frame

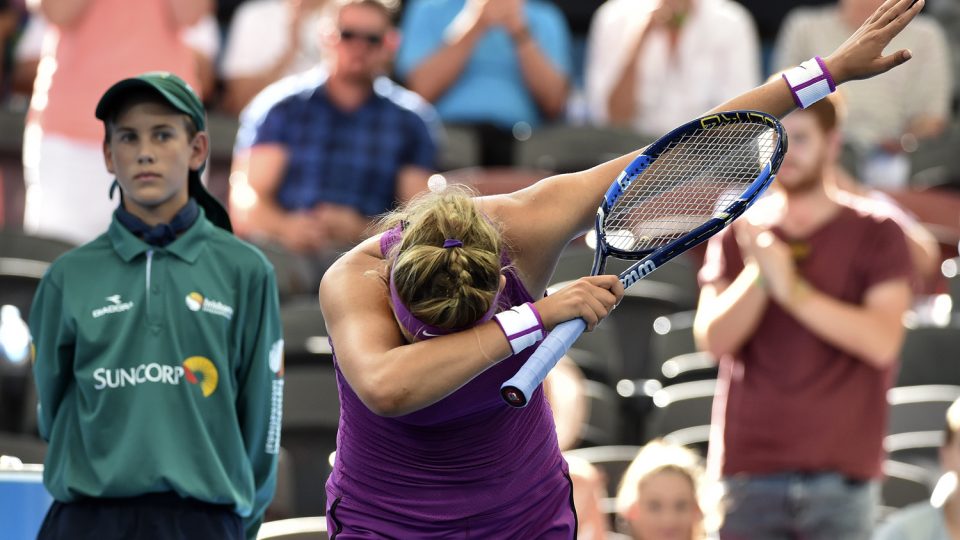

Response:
(591, 110), (787, 283)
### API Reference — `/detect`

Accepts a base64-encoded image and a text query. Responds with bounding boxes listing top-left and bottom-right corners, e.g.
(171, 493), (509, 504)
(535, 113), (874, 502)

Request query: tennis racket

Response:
(500, 110), (787, 407)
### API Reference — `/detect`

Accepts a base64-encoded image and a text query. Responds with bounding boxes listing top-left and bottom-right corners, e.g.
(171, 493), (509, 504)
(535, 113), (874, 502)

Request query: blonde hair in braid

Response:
(380, 186), (504, 330)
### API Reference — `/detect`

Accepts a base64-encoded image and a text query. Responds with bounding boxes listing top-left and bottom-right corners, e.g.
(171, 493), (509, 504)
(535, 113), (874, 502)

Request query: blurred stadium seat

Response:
(282, 363), (339, 517)
(579, 379), (623, 448)
(648, 310), (698, 380)
(881, 460), (933, 510)
(437, 124), (482, 171)
(257, 516), (328, 540)
(896, 324), (960, 387)
(0, 230), (74, 320)
(645, 379), (717, 442)
(514, 125), (654, 173)
(884, 430), (942, 484)
(887, 385), (960, 436)
(660, 351), (718, 386)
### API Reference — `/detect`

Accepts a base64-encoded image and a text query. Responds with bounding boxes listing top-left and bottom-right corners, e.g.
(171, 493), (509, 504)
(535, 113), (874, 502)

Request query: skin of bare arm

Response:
(322, 0), (926, 416)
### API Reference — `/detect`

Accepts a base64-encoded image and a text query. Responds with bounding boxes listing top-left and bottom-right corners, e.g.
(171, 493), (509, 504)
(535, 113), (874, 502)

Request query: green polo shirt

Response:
(29, 209), (283, 539)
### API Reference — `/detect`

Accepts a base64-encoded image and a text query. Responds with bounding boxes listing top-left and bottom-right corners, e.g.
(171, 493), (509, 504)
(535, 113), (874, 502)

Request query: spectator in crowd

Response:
(774, 0), (953, 189)
(616, 439), (713, 540)
(220, 0), (331, 114)
(395, 0), (572, 165)
(565, 453), (612, 540)
(584, 0), (761, 138)
(873, 397), (960, 540)
(802, 87), (941, 286)
(694, 92), (914, 539)
(730, 0), (834, 45)
(230, 0), (438, 285)
(21, 0), (212, 246)
(13, 12), (221, 102)
(828, 162), (942, 288)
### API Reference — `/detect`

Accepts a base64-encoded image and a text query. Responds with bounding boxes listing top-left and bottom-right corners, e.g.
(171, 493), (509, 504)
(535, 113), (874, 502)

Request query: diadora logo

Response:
(185, 291), (234, 320)
(92, 294), (135, 318)
(92, 356), (219, 397)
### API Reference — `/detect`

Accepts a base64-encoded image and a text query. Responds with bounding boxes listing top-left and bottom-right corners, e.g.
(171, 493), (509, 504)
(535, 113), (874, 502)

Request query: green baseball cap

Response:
(95, 72), (232, 233)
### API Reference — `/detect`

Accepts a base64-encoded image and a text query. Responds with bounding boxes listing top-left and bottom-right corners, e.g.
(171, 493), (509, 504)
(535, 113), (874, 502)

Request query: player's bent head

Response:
(382, 186), (503, 331)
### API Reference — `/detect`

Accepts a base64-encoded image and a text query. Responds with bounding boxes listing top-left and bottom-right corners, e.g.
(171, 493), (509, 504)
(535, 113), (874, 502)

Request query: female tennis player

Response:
(318, 0), (924, 535)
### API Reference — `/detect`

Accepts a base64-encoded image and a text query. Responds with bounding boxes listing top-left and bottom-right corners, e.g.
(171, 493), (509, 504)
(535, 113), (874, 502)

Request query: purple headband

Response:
(389, 266), (500, 341)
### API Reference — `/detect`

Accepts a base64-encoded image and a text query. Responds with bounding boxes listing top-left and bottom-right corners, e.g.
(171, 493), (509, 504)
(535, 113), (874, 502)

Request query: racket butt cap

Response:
(501, 386), (528, 408)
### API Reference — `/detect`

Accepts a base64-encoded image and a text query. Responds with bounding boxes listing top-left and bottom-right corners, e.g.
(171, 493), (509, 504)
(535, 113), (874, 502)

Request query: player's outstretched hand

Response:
(825, 0), (924, 84)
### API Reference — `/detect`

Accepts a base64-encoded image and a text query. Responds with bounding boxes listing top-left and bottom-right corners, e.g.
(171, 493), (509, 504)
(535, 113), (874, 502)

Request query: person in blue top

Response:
(395, 0), (572, 165)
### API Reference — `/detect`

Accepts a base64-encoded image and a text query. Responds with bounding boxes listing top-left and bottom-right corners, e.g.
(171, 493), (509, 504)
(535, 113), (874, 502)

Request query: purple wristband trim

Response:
(782, 73), (804, 109)
(526, 302), (545, 333)
(814, 56), (836, 91)
(506, 324), (543, 341)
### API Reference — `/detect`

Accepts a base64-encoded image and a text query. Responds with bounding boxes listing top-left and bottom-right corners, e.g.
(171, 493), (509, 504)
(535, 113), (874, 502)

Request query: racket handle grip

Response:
(500, 318), (587, 408)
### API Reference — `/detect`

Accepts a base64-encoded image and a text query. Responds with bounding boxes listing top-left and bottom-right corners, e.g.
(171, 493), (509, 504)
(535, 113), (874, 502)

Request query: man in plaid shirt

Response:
(232, 0), (439, 283)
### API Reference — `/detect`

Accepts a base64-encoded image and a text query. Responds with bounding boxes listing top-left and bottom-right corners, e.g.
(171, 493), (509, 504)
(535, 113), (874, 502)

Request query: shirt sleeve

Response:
(402, 108), (439, 170)
(394, 0), (446, 80)
(698, 227), (744, 287)
(583, 3), (623, 124)
(531, 3), (573, 78)
(856, 216), (913, 290)
(235, 100), (290, 152)
(713, 7), (761, 104)
(28, 272), (75, 442)
(584, 2), (637, 125)
(236, 264), (283, 540)
(221, 3), (286, 79)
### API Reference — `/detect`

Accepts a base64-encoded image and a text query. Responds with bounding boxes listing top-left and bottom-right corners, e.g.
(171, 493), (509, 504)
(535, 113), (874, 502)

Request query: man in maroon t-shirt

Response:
(694, 93), (914, 539)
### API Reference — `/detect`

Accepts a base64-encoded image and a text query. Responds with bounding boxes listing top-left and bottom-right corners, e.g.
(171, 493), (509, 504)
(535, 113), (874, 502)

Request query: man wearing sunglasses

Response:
(231, 0), (439, 286)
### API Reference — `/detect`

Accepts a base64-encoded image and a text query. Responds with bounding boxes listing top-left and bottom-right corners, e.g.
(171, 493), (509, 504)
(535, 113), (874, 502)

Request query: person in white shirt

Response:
(774, 0), (953, 189)
(584, 0), (761, 138)
(873, 397), (960, 540)
(220, 0), (330, 114)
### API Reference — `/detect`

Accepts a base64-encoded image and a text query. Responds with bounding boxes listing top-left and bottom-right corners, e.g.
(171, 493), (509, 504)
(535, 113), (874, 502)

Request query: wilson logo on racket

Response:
(182, 356), (219, 397)
(622, 260), (658, 288)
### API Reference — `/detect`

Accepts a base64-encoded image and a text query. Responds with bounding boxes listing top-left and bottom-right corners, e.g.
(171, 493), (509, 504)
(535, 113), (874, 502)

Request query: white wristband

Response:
(782, 56), (836, 109)
(493, 302), (545, 356)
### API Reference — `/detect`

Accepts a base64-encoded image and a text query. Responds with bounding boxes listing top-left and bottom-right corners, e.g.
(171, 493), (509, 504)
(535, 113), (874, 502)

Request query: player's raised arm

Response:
(709, 0), (923, 118)
(505, 0), (925, 252)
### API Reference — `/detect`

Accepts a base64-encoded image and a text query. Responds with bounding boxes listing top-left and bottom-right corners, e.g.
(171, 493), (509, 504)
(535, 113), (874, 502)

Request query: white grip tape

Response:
(782, 56), (836, 109)
(493, 302), (545, 356)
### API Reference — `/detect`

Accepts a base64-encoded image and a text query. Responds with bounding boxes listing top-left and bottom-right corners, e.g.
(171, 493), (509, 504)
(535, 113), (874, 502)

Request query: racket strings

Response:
(605, 123), (778, 252)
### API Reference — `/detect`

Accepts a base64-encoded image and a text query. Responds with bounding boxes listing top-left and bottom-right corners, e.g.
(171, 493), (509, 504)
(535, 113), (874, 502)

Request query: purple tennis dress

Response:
(324, 229), (576, 538)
